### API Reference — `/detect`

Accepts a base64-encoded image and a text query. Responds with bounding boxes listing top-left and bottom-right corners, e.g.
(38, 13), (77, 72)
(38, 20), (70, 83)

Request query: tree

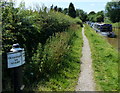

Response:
(63, 8), (68, 15)
(50, 4), (53, 10)
(105, 1), (120, 23)
(76, 9), (88, 22)
(95, 11), (104, 22)
(88, 11), (96, 16)
(58, 7), (62, 12)
(88, 11), (96, 22)
(68, 2), (76, 18)
(95, 15), (103, 22)
(88, 11), (104, 22)
(54, 6), (58, 11)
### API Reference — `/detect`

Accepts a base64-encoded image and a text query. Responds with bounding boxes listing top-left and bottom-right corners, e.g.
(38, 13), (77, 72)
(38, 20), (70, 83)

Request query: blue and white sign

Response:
(7, 50), (25, 68)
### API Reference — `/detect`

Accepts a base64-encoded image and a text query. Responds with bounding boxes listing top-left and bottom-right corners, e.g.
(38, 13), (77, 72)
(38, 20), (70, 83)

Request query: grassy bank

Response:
(112, 22), (120, 28)
(84, 24), (118, 91)
(25, 25), (83, 91)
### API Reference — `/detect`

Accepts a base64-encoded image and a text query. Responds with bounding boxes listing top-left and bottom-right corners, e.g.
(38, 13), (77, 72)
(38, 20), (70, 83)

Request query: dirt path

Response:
(75, 26), (96, 91)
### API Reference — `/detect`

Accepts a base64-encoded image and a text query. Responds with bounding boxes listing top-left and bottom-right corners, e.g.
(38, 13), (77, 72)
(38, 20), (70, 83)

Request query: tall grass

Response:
(84, 24), (118, 91)
(30, 25), (83, 91)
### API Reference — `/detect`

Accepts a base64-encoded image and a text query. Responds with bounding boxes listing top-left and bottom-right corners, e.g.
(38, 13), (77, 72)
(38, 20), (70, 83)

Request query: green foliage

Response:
(2, 1), (83, 91)
(32, 26), (83, 91)
(95, 11), (104, 22)
(88, 11), (104, 22)
(88, 11), (96, 22)
(76, 9), (88, 22)
(63, 8), (68, 15)
(50, 5), (62, 12)
(104, 17), (120, 28)
(112, 22), (120, 28)
(74, 18), (83, 27)
(105, 1), (120, 23)
(85, 24), (118, 91)
(40, 32), (70, 74)
(88, 11), (96, 15)
(54, 6), (58, 11)
(2, 2), (41, 90)
(68, 2), (76, 18)
(58, 7), (62, 12)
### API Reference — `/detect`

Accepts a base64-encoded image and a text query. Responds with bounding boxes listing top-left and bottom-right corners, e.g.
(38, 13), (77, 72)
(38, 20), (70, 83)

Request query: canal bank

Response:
(85, 24), (118, 91)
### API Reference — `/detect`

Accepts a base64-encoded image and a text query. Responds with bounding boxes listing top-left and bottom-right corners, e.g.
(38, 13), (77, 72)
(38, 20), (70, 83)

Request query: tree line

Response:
(51, 2), (120, 23)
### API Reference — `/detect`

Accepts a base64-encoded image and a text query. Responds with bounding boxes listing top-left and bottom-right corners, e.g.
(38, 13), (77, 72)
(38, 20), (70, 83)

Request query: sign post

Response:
(7, 43), (25, 93)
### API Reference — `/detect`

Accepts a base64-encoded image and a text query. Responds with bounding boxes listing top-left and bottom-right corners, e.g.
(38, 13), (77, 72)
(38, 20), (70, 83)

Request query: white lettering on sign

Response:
(7, 50), (25, 68)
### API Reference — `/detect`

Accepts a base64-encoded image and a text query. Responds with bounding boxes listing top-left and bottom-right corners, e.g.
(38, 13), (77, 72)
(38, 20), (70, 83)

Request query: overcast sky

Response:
(13, 0), (111, 13)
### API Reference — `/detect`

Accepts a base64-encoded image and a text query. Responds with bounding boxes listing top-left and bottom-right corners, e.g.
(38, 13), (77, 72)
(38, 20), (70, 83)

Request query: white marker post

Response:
(7, 43), (25, 93)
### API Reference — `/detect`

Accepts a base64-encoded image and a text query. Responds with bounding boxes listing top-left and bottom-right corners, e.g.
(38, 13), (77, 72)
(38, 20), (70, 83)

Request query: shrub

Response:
(2, 1), (83, 91)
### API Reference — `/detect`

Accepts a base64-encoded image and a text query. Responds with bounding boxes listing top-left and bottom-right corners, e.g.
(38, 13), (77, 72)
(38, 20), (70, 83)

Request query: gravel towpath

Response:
(75, 26), (96, 91)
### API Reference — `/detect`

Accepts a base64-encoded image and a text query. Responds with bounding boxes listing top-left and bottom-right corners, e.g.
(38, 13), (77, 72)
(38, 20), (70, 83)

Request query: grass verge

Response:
(84, 24), (118, 91)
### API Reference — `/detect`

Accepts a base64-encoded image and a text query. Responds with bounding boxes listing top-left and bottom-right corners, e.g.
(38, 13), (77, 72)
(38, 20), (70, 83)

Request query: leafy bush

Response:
(30, 25), (83, 91)
(24, 25), (80, 84)
(74, 18), (83, 27)
(2, 1), (83, 91)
